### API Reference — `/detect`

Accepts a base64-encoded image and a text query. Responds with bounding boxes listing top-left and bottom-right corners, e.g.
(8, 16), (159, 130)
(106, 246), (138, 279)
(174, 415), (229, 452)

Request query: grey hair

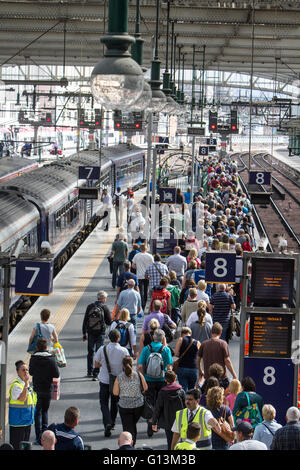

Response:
(286, 406), (300, 422)
(97, 290), (108, 300)
(153, 328), (165, 343)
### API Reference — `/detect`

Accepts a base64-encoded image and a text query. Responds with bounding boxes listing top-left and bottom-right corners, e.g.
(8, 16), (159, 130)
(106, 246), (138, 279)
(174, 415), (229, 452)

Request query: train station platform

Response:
(4, 183), (241, 451)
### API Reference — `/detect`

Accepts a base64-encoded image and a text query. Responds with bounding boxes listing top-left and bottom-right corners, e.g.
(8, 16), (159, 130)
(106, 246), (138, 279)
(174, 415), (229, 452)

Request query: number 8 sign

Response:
(15, 260), (54, 296)
(205, 252), (236, 283)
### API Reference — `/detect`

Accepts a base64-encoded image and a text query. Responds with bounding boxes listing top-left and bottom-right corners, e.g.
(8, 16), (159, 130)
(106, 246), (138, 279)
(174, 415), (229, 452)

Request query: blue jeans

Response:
(87, 333), (105, 376)
(112, 261), (125, 288)
(220, 321), (230, 342)
(177, 367), (198, 393)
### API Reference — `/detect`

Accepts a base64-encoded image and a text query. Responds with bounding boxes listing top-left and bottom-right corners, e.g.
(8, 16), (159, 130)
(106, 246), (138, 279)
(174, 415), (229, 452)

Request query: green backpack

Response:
(167, 284), (181, 309)
(234, 392), (263, 429)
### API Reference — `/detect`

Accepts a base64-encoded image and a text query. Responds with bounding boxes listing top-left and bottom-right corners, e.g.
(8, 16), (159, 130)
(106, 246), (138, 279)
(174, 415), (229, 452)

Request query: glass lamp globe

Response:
(91, 57), (144, 111)
(162, 95), (177, 115)
(147, 89), (167, 113)
(129, 80), (152, 112)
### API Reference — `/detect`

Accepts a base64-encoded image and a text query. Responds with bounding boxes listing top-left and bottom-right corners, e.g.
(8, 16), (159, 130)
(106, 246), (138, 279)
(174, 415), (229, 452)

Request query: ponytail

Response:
(123, 356), (133, 377)
(197, 307), (206, 327)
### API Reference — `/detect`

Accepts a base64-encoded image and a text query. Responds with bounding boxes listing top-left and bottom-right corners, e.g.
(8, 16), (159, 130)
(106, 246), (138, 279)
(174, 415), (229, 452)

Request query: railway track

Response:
(236, 152), (300, 254)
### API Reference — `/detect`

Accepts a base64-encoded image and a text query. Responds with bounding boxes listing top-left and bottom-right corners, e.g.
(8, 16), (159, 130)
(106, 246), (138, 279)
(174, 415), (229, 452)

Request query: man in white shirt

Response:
(113, 187), (125, 228)
(132, 243), (154, 310)
(94, 329), (128, 438)
(229, 421), (268, 450)
(101, 188), (113, 231)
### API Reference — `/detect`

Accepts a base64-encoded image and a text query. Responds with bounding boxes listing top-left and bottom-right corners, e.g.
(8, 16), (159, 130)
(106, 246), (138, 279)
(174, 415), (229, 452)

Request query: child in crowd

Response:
(224, 379), (242, 411)
(174, 422), (201, 450)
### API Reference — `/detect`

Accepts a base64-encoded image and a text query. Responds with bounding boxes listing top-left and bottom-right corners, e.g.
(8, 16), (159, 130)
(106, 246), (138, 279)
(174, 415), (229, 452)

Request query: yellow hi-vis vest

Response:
(174, 440), (198, 450)
(176, 407), (212, 449)
(9, 378), (37, 427)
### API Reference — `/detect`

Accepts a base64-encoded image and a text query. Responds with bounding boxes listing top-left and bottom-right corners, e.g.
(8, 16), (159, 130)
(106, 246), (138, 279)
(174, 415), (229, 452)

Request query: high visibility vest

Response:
(174, 440), (198, 450)
(9, 378), (37, 427)
(176, 407), (212, 449)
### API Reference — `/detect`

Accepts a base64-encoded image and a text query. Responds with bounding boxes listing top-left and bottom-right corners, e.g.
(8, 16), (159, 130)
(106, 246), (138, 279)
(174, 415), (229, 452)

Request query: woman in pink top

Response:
(186, 248), (201, 269)
(225, 379), (242, 411)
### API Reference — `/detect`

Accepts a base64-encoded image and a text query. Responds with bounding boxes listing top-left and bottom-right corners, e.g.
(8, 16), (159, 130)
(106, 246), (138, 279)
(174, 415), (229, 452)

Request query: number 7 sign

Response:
(15, 260), (54, 296)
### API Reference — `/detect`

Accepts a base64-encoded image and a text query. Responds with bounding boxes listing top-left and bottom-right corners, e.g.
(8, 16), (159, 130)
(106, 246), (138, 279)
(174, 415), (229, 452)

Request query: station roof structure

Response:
(1, 0), (300, 87)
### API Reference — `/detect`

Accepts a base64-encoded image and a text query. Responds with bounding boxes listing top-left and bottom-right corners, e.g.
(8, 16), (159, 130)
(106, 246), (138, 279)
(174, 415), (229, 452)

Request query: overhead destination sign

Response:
(250, 257), (294, 307)
(249, 313), (293, 358)
(187, 127), (205, 136)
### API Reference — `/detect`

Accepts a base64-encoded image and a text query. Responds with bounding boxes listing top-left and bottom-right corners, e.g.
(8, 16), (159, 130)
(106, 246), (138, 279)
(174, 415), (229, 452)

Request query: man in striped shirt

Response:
(145, 254), (169, 292)
(209, 284), (235, 342)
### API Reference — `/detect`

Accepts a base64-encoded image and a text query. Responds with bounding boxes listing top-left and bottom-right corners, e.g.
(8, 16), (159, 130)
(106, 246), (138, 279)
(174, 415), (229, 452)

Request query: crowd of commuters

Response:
(6, 162), (300, 451)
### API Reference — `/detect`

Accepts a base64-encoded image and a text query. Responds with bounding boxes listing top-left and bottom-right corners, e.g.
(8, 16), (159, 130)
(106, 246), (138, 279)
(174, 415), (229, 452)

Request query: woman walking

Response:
(113, 356), (147, 446)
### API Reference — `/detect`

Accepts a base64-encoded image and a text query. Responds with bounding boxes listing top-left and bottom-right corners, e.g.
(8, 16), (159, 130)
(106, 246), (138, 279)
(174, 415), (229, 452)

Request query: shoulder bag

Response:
(103, 345), (116, 394)
(214, 406), (235, 443)
(27, 323), (43, 353)
(173, 339), (195, 374)
(138, 372), (153, 420)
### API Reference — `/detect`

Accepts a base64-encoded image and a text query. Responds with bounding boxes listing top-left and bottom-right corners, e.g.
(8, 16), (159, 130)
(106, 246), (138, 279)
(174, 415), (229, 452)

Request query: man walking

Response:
(115, 279), (142, 333)
(197, 322), (237, 384)
(270, 407), (300, 450)
(110, 233), (128, 289)
(166, 246), (187, 285)
(48, 407), (84, 450)
(101, 188), (113, 231)
(29, 338), (60, 445)
(113, 187), (125, 228)
(171, 388), (221, 450)
(145, 254), (169, 292)
(82, 291), (111, 379)
(115, 260), (139, 301)
(209, 283), (235, 341)
(132, 243), (154, 310)
(138, 329), (173, 437)
(94, 329), (128, 437)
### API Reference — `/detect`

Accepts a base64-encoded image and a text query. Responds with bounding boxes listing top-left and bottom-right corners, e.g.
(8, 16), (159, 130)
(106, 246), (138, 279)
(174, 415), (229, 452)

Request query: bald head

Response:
(127, 279), (135, 288)
(118, 431), (133, 447)
(41, 430), (56, 450)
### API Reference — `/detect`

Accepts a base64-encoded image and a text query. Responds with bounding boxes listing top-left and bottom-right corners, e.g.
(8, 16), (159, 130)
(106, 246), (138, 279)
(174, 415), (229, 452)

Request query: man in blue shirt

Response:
(115, 279), (141, 332)
(138, 329), (173, 437)
(116, 260), (139, 301)
(48, 406), (84, 450)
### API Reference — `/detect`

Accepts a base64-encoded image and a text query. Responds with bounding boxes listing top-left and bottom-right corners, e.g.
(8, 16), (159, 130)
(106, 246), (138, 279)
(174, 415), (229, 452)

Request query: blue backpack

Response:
(115, 321), (131, 347)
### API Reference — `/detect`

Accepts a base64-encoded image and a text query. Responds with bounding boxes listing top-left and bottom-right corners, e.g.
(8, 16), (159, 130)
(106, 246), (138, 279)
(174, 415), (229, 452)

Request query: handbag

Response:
(173, 338), (195, 374)
(51, 378), (61, 400)
(138, 372), (153, 420)
(214, 406), (235, 443)
(104, 345), (116, 394)
(54, 343), (67, 368)
(27, 323), (43, 353)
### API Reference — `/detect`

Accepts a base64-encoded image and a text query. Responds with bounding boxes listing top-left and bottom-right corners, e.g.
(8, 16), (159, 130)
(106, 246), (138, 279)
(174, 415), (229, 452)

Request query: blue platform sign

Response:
(78, 166), (100, 180)
(15, 260), (54, 296)
(199, 146), (209, 156)
(205, 252), (236, 283)
(249, 171), (271, 186)
(206, 138), (217, 146)
(244, 357), (295, 426)
(159, 187), (176, 204)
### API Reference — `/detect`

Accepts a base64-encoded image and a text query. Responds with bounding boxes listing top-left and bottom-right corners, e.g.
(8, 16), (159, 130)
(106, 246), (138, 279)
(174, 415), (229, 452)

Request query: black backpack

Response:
(87, 303), (105, 333)
(120, 273), (132, 292)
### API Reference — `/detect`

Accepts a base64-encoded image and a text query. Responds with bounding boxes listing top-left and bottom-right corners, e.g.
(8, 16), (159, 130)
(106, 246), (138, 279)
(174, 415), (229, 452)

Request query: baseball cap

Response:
(232, 421), (253, 434)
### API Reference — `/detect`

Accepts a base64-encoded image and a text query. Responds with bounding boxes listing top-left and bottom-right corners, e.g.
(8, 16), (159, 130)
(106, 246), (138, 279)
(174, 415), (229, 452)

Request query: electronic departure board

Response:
(249, 313), (293, 358)
(250, 257), (294, 307)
